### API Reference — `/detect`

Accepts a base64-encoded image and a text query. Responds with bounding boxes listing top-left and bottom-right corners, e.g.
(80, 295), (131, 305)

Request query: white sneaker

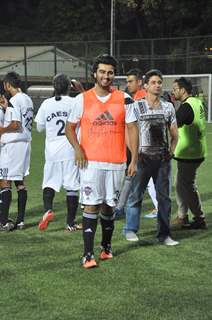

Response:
(163, 236), (179, 246)
(3, 222), (15, 231)
(125, 231), (139, 242)
(17, 222), (25, 230)
(144, 209), (158, 219)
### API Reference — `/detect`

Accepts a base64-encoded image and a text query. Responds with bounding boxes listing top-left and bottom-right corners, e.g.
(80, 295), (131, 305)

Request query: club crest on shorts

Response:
(84, 186), (92, 199)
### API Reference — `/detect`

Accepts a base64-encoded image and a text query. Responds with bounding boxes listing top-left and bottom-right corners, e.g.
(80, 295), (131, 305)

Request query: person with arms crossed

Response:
(123, 69), (179, 245)
(172, 77), (207, 229)
(0, 72), (33, 231)
(65, 54), (139, 268)
(35, 73), (82, 232)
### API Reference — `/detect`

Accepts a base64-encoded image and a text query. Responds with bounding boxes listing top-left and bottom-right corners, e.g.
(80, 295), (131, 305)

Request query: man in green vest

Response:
(172, 77), (207, 229)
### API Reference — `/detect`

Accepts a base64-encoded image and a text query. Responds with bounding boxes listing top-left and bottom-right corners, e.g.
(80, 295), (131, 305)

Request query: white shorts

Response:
(80, 167), (125, 207)
(42, 160), (80, 192)
(0, 141), (31, 181)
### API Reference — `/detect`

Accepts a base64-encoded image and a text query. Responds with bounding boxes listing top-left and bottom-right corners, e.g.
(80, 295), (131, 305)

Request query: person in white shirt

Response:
(35, 73), (82, 232)
(65, 54), (139, 268)
(0, 72), (33, 231)
(124, 69), (179, 245)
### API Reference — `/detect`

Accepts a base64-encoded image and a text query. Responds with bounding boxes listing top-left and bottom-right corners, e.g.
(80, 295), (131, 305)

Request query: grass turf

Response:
(0, 125), (212, 320)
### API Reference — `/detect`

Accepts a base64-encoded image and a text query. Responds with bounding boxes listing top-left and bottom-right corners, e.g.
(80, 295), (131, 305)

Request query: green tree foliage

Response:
(0, 0), (212, 42)
(35, 0), (111, 41)
(117, 0), (212, 38)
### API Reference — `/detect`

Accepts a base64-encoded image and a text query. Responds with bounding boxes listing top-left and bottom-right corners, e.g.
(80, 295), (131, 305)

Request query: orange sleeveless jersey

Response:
(80, 88), (127, 163)
(133, 89), (146, 100)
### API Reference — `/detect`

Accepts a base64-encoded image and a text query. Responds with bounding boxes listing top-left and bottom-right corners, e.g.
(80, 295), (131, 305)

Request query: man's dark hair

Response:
(126, 68), (143, 80)
(174, 77), (192, 95)
(92, 54), (118, 76)
(0, 79), (12, 100)
(144, 69), (163, 84)
(52, 73), (70, 101)
(3, 72), (22, 89)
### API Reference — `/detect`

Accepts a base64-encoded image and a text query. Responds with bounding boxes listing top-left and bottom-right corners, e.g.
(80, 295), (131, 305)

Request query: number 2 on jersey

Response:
(56, 119), (65, 136)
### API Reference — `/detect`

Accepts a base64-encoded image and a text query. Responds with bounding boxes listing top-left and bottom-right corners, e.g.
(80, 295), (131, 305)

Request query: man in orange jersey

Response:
(126, 68), (146, 100)
(65, 54), (139, 268)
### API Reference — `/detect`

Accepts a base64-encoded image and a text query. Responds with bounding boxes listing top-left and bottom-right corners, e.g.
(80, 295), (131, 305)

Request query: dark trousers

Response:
(176, 160), (204, 219)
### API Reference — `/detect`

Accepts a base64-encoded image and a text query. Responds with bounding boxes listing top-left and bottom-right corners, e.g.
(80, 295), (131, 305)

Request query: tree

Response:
(0, 0), (212, 42)
(35, 0), (111, 41)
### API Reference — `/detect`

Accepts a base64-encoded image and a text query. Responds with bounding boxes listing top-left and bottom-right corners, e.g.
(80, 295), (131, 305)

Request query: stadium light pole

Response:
(110, 0), (116, 56)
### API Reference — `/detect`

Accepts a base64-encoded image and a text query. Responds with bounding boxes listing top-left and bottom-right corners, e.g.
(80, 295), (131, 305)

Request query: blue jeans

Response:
(123, 157), (172, 240)
(114, 207), (125, 219)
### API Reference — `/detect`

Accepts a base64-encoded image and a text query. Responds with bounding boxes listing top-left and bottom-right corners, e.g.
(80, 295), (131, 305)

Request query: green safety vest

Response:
(174, 97), (207, 159)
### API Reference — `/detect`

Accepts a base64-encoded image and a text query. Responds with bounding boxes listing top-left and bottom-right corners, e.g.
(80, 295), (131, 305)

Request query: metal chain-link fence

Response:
(0, 35), (212, 85)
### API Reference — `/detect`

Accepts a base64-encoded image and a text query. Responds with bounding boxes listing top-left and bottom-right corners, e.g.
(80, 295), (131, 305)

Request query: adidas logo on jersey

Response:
(93, 111), (116, 126)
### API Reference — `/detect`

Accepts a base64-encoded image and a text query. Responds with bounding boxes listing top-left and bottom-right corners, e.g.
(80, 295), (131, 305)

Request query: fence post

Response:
(54, 45), (57, 76)
(116, 40), (120, 74)
(186, 38), (190, 73)
(150, 39), (154, 69)
(208, 74), (212, 122)
(24, 45), (27, 88)
(84, 41), (89, 85)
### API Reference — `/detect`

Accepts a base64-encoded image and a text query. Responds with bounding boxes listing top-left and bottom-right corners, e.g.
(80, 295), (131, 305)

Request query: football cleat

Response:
(38, 210), (54, 231)
(16, 222), (25, 230)
(81, 254), (97, 269)
(99, 245), (113, 260)
(0, 221), (15, 232)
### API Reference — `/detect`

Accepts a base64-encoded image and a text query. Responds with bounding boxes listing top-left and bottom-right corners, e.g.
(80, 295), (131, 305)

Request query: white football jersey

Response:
(1, 92), (34, 144)
(35, 95), (76, 162)
(0, 106), (4, 150)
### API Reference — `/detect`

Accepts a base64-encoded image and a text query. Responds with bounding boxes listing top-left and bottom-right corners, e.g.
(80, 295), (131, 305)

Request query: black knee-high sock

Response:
(43, 187), (55, 212)
(66, 190), (79, 226)
(17, 189), (27, 223)
(100, 212), (115, 248)
(0, 188), (12, 225)
(82, 211), (98, 256)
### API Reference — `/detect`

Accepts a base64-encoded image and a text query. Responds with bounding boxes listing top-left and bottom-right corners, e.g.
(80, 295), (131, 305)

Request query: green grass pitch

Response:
(0, 125), (212, 320)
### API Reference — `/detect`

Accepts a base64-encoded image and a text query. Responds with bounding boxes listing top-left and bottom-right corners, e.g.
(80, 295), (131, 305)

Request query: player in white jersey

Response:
(0, 82), (7, 227)
(35, 73), (81, 232)
(0, 72), (33, 231)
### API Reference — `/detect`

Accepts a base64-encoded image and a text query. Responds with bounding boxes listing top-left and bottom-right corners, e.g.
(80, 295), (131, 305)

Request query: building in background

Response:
(0, 46), (91, 84)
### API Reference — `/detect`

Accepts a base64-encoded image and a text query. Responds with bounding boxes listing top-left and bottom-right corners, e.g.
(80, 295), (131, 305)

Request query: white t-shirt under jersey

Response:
(35, 95), (76, 162)
(67, 91), (137, 170)
(1, 92), (34, 144)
